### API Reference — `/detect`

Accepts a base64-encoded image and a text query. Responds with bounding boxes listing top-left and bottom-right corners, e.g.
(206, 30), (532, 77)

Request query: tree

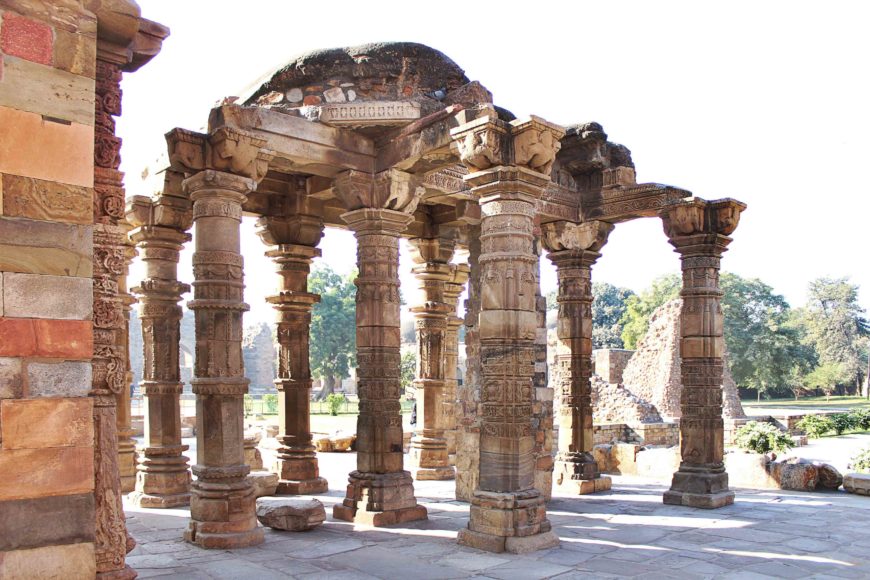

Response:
(400, 350), (416, 396)
(719, 273), (810, 400)
(592, 283), (635, 349)
(801, 277), (869, 394)
(805, 362), (852, 401)
(619, 274), (681, 349)
(309, 265), (356, 400)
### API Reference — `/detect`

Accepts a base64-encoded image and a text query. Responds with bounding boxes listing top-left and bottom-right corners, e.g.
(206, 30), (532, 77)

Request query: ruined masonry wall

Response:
(0, 5), (99, 577)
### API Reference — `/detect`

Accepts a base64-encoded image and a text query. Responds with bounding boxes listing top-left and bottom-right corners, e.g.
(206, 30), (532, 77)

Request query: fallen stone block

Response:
(844, 473), (870, 496)
(256, 497), (326, 531)
(247, 471), (279, 498)
(813, 461), (843, 490)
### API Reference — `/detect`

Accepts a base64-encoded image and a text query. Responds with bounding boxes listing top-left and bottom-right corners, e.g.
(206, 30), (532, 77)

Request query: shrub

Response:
(797, 415), (834, 439)
(326, 393), (346, 416)
(263, 394), (279, 414)
(851, 447), (870, 473)
(734, 421), (794, 454)
(848, 408), (870, 431)
(830, 413), (856, 436)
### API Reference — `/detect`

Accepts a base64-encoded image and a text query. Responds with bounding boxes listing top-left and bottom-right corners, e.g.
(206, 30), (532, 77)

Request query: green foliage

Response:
(849, 408), (870, 431)
(797, 414), (834, 439)
(326, 393), (346, 416)
(805, 362), (852, 399)
(799, 277), (869, 391)
(592, 283), (636, 349)
(243, 394), (253, 418)
(400, 351), (417, 395)
(309, 265), (357, 385)
(263, 394), (278, 414)
(830, 412), (856, 435)
(734, 421), (794, 454)
(619, 274), (681, 349)
(850, 448), (870, 473)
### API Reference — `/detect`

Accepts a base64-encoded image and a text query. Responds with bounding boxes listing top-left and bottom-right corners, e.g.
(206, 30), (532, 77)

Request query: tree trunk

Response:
(757, 390), (761, 402)
(317, 375), (336, 401)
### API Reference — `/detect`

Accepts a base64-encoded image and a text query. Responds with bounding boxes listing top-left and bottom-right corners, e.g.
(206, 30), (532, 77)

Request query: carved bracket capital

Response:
(541, 220), (614, 253)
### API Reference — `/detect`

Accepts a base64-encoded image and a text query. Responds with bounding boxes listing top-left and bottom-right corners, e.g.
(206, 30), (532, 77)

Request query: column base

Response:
(458, 488), (557, 554)
(129, 490), (191, 509)
(558, 475), (612, 495)
(412, 465), (455, 481)
(663, 467), (734, 509)
(96, 565), (138, 580)
(276, 477), (328, 495)
(332, 470), (428, 527)
(185, 469), (263, 549)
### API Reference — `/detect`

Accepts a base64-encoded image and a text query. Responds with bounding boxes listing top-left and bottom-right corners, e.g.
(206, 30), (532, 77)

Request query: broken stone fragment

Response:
(844, 473), (870, 495)
(256, 497), (326, 531)
(247, 471), (279, 498)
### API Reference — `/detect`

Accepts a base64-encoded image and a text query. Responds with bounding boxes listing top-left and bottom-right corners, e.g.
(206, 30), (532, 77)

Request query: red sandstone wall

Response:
(0, 4), (99, 577)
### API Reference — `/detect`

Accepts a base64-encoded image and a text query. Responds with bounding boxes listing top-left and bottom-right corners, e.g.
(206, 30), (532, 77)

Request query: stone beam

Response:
(581, 182), (691, 223)
(374, 105), (465, 174)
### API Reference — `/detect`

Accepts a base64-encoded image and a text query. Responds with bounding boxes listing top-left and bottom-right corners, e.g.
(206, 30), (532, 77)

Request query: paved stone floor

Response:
(125, 452), (870, 579)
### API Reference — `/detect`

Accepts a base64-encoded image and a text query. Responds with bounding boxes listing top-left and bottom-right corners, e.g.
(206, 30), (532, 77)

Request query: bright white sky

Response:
(119, 1), (870, 325)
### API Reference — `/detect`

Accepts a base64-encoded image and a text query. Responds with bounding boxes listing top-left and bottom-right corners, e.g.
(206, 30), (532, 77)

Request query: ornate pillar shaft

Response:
(661, 198), (745, 509)
(408, 238), (456, 480)
(117, 226), (138, 494)
(183, 169), (263, 548)
(452, 115), (565, 553)
(128, 188), (193, 508)
(332, 169), (427, 526)
(92, 53), (135, 580)
(543, 221), (613, 495)
(265, 240), (328, 494)
(444, 264), (469, 465)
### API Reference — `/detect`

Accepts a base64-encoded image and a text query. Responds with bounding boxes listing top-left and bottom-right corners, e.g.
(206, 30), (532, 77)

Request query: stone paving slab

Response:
(123, 459), (870, 579)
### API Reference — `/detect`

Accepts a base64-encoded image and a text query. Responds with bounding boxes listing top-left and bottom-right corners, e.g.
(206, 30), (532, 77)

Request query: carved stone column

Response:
(444, 264), (469, 465)
(661, 198), (746, 509)
(452, 114), (565, 553)
(184, 169), (263, 548)
(332, 169), (428, 526)
(117, 225), (138, 494)
(408, 237), (456, 480)
(256, 213), (328, 495)
(542, 220), (614, 495)
(127, 185), (193, 508)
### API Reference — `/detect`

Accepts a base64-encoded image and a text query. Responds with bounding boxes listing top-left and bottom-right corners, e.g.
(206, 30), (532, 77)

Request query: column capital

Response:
(255, 215), (324, 247)
(334, 168), (424, 214)
(167, 126), (275, 183)
(127, 191), (193, 232)
(183, 169), (255, 203)
(541, 220), (613, 262)
(409, 236), (456, 266)
(340, 207), (414, 235)
(660, 198), (746, 255)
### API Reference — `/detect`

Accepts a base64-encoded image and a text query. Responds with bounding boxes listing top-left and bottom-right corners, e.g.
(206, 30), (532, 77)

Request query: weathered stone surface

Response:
(0, 12), (53, 65)
(0, 493), (94, 551)
(3, 272), (92, 319)
(844, 473), (870, 495)
(0, 541), (96, 580)
(1, 397), (92, 449)
(0, 217), (92, 277)
(0, 318), (92, 359)
(1, 174), (92, 224)
(0, 106), (94, 187)
(815, 462), (843, 490)
(725, 452), (780, 489)
(769, 459), (819, 491)
(247, 471), (279, 498)
(256, 497), (325, 531)
(0, 445), (93, 501)
(591, 376), (662, 426)
(53, 27), (97, 78)
(0, 55), (95, 125)
(0, 357), (23, 399)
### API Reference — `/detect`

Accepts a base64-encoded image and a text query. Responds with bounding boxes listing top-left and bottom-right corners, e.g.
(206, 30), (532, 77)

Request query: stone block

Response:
(0, 217), (92, 276)
(0, 55), (95, 125)
(1, 397), (92, 449)
(0, 541), (95, 580)
(0, 492), (94, 551)
(3, 272), (92, 319)
(636, 446), (680, 479)
(0, 12), (53, 66)
(610, 443), (641, 475)
(1, 174), (92, 224)
(0, 445), (93, 500)
(52, 28), (96, 78)
(246, 471), (279, 498)
(0, 106), (94, 187)
(843, 473), (870, 495)
(0, 318), (92, 359)
(815, 462), (843, 490)
(0, 357), (23, 399)
(256, 497), (326, 531)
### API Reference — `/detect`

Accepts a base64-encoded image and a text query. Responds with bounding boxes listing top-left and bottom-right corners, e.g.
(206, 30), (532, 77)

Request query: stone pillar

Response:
(332, 169), (427, 526)
(91, 52), (135, 580)
(661, 198), (746, 509)
(444, 264), (469, 465)
(542, 220), (614, 495)
(127, 187), (193, 508)
(117, 223), (138, 494)
(452, 115), (565, 553)
(408, 237), (456, 480)
(183, 169), (263, 548)
(256, 214), (328, 495)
